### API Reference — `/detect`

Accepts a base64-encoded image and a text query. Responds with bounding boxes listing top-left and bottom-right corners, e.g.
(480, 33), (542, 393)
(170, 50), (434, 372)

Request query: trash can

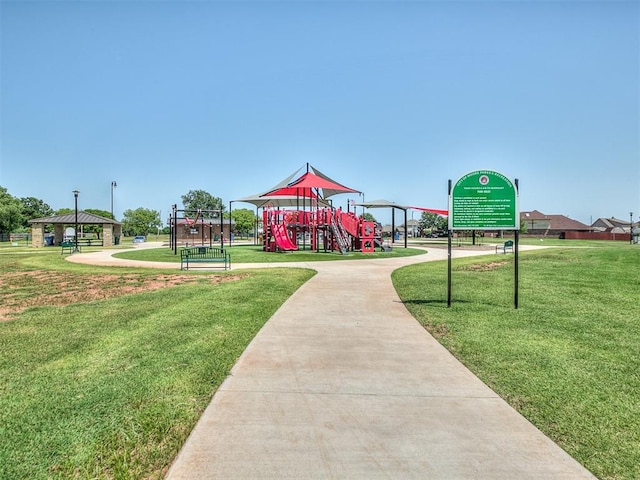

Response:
(44, 236), (54, 246)
(115, 236), (120, 245)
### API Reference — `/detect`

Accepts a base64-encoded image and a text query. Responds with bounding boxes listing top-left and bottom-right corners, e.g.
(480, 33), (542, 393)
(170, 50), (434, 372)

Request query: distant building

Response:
(394, 219), (421, 238)
(520, 210), (591, 237)
(591, 217), (634, 235)
(173, 217), (235, 245)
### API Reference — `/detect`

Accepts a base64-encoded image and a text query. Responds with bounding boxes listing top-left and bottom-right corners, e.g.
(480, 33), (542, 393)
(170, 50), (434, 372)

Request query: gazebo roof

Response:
(28, 211), (121, 225)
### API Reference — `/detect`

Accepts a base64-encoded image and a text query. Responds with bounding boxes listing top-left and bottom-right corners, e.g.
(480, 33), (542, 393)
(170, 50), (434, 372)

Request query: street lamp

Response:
(409, 210), (413, 238)
(73, 190), (80, 253)
(110, 181), (117, 219)
(631, 212), (634, 245)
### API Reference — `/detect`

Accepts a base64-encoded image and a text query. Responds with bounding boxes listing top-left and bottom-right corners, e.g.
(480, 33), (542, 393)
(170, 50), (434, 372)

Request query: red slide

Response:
(271, 223), (298, 251)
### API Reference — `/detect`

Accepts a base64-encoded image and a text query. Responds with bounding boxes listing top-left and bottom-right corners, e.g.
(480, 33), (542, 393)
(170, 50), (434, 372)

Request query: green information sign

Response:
(449, 170), (519, 230)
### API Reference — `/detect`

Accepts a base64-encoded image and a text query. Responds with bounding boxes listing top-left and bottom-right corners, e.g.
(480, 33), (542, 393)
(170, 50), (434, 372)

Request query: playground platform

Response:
(67, 245), (595, 479)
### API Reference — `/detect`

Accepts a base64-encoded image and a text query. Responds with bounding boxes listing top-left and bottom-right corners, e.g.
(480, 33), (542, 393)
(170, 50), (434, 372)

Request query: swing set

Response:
(168, 204), (225, 255)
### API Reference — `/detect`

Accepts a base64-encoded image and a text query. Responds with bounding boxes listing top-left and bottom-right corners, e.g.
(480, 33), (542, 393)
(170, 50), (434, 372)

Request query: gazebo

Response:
(28, 212), (122, 248)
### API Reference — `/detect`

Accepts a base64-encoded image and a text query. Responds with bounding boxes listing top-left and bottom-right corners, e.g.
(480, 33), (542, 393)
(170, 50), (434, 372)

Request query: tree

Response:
(419, 211), (447, 235)
(19, 197), (53, 227)
(0, 187), (24, 236)
(231, 208), (257, 237)
(82, 209), (115, 238)
(181, 190), (224, 212)
(85, 208), (114, 220)
(121, 208), (161, 236)
(362, 212), (377, 223)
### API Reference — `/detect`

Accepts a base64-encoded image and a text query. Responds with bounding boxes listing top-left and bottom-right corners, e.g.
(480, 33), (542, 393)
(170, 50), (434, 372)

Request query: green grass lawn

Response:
(114, 243), (426, 263)
(0, 251), (314, 479)
(392, 245), (640, 480)
(2, 241), (639, 479)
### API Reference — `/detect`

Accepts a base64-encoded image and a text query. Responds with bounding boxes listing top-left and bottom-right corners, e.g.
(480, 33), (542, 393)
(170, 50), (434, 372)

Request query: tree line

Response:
(0, 187), (257, 238)
(2, 186), (446, 239)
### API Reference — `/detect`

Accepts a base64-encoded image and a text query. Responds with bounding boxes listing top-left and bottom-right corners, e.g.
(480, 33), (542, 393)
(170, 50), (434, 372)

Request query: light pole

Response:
(631, 212), (634, 245)
(411, 210), (415, 238)
(110, 181), (117, 219)
(73, 190), (80, 253)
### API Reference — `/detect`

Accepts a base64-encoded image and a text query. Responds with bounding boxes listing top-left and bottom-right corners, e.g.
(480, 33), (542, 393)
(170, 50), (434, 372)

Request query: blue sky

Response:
(1, 0), (638, 226)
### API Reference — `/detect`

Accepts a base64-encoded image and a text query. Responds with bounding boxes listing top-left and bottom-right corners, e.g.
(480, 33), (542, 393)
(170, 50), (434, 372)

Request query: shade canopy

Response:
(407, 206), (449, 216)
(233, 194), (329, 209)
(355, 199), (407, 210)
(234, 163), (359, 207)
(263, 186), (317, 198)
(281, 171), (359, 198)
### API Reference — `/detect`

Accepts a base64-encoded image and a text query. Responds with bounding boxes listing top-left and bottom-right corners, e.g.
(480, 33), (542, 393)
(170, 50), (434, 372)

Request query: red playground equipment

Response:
(263, 207), (383, 254)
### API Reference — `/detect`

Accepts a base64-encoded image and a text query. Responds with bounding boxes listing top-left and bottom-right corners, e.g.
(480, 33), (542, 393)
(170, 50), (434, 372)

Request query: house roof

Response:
(28, 211), (121, 225)
(593, 217), (632, 228)
(521, 210), (591, 231)
(546, 214), (591, 231)
(521, 210), (548, 220)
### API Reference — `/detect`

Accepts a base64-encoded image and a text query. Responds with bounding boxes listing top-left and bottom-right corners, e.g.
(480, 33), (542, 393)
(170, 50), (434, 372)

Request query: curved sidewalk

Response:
(69, 246), (595, 479)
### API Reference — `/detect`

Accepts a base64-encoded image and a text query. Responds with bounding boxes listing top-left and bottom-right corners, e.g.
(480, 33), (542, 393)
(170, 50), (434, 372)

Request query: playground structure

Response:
(235, 164), (448, 253)
(263, 206), (387, 254)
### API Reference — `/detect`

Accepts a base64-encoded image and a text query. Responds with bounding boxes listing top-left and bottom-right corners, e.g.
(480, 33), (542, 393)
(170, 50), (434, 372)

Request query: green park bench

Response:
(60, 241), (78, 254)
(180, 246), (230, 271)
(496, 240), (514, 254)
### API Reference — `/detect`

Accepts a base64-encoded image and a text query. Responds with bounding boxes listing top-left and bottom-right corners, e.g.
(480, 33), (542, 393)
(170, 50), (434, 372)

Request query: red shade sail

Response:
(263, 186), (318, 198)
(264, 171), (359, 199)
(288, 172), (358, 194)
(407, 206), (449, 216)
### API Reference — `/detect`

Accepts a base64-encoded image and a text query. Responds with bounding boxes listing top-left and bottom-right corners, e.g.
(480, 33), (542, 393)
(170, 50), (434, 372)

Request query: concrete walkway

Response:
(68, 245), (596, 479)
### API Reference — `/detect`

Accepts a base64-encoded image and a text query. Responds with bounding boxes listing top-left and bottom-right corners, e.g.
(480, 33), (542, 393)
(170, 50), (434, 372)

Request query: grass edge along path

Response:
(0, 264), (315, 480)
(392, 246), (640, 480)
(114, 244), (426, 263)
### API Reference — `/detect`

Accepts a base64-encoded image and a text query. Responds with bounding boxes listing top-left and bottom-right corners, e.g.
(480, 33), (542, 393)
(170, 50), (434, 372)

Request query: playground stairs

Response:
(330, 216), (351, 255)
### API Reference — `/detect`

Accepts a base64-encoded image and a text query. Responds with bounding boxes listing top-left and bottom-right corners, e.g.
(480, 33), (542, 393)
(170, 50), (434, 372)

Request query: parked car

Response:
(133, 236), (146, 243)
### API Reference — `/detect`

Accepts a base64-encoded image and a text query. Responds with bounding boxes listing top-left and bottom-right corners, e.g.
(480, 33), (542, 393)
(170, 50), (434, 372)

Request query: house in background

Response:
(591, 217), (634, 234)
(393, 219), (421, 238)
(520, 210), (591, 237)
